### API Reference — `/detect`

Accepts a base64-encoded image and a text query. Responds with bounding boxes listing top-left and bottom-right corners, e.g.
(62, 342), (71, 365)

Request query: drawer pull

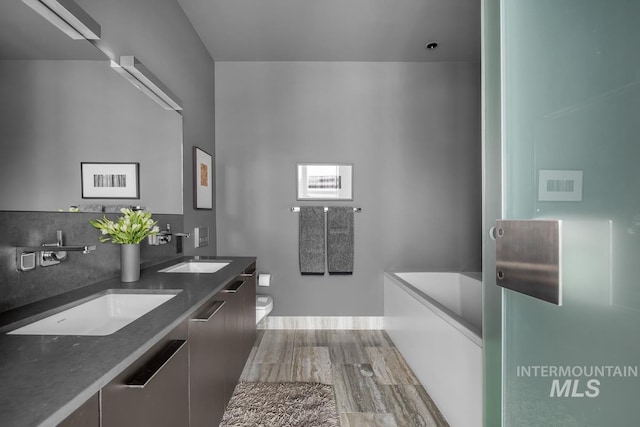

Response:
(241, 267), (256, 276)
(191, 300), (225, 322)
(126, 339), (187, 388)
(222, 280), (244, 293)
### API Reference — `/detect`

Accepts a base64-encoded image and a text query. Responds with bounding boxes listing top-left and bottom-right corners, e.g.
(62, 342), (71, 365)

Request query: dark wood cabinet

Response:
(218, 278), (247, 404)
(189, 299), (227, 427)
(56, 260), (257, 427)
(101, 322), (189, 427)
(218, 263), (257, 403)
(240, 263), (257, 360)
(57, 393), (99, 427)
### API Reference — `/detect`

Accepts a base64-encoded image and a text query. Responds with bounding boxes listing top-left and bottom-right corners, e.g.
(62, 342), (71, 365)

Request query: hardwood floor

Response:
(239, 330), (449, 427)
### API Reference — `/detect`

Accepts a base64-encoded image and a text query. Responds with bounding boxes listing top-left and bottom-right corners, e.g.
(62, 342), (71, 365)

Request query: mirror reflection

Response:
(0, 1), (183, 214)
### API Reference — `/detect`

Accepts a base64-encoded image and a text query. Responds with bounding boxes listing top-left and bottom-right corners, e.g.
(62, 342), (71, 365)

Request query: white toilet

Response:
(256, 295), (273, 324)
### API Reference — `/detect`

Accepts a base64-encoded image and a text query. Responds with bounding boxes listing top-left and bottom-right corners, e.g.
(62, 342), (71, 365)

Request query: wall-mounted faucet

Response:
(148, 224), (190, 246)
(16, 230), (96, 272)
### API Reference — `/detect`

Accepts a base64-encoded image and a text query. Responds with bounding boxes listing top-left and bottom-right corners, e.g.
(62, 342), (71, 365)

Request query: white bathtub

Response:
(384, 272), (482, 427)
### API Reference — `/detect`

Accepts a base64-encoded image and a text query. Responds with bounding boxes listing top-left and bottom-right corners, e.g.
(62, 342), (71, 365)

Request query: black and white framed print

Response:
(297, 163), (353, 200)
(81, 162), (140, 199)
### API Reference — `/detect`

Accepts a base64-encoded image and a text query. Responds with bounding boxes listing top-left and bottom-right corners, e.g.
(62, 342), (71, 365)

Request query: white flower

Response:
(91, 209), (157, 244)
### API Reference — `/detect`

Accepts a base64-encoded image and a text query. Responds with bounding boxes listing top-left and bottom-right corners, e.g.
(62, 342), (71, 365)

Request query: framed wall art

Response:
(193, 147), (213, 209)
(296, 163), (353, 200)
(81, 162), (140, 199)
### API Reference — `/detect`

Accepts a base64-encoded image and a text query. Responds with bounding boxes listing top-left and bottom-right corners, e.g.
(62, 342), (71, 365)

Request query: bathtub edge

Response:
(384, 272), (483, 347)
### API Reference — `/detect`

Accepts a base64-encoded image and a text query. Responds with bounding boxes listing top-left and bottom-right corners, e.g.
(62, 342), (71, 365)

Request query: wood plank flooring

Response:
(238, 330), (449, 427)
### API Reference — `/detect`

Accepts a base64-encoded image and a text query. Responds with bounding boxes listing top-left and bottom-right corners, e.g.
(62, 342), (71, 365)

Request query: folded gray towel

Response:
(327, 207), (354, 274)
(299, 206), (325, 275)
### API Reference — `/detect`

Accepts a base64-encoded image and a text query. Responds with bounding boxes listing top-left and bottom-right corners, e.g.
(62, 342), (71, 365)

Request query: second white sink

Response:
(7, 290), (180, 336)
(158, 261), (229, 274)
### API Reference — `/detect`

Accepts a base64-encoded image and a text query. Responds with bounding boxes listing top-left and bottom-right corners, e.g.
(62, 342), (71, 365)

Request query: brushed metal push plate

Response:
(495, 220), (562, 305)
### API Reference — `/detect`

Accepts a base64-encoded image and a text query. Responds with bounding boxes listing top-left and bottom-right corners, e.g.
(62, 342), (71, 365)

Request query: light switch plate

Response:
(193, 226), (209, 248)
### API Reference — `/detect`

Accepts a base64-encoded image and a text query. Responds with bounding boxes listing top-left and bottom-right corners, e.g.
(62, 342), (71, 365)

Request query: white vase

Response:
(120, 244), (140, 282)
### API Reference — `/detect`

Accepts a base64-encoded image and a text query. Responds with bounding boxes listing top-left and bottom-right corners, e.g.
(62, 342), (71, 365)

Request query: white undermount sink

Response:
(7, 290), (180, 336)
(158, 261), (230, 274)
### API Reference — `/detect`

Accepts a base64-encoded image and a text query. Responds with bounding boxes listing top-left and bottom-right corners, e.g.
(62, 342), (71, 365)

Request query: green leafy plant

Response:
(90, 208), (159, 244)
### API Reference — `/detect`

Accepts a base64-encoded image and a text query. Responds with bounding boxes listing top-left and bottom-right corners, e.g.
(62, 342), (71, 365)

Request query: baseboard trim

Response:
(257, 316), (384, 330)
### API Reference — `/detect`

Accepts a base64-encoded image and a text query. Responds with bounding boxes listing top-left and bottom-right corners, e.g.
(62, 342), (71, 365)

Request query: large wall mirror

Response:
(0, 2), (183, 214)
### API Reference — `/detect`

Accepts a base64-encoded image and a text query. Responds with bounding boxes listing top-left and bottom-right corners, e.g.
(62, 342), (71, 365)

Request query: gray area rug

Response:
(220, 382), (339, 427)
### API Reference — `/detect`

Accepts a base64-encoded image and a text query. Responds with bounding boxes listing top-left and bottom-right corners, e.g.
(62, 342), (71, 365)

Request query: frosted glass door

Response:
(500, 0), (640, 425)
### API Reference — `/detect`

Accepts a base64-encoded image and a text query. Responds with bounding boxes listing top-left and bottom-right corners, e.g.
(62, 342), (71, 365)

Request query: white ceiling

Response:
(177, 0), (481, 62)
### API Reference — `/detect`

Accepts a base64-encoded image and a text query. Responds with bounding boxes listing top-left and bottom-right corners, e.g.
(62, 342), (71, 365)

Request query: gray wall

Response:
(81, 0), (217, 255)
(215, 61), (481, 316)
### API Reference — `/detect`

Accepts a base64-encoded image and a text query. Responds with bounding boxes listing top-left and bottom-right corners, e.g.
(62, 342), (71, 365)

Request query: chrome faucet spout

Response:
(16, 229), (98, 271)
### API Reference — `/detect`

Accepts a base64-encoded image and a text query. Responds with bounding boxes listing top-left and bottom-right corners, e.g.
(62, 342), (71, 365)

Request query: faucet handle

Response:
(42, 250), (67, 263)
(56, 230), (63, 246)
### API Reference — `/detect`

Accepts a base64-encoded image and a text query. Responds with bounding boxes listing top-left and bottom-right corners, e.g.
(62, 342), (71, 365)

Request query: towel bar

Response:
(291, 207), (361, 213)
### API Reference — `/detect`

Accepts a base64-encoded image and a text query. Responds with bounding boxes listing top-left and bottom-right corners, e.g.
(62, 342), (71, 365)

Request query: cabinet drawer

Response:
(102, 323), (189, 427)
(189, 300), (227, 427)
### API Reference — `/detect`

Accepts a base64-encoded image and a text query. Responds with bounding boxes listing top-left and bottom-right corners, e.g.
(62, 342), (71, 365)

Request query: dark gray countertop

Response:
(0, 255), (255, 427)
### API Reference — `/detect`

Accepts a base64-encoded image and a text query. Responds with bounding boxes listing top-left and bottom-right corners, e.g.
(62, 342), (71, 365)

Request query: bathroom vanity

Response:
(0, 256), (256, 427)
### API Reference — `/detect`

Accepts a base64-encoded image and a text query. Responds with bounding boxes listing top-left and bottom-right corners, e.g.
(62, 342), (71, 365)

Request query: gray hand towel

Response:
(327, 207), (354, 275)
(299, 206), (325, 275)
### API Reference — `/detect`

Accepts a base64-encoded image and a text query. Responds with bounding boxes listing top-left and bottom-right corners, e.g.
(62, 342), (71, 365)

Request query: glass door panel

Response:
(501, 0), (640, 425)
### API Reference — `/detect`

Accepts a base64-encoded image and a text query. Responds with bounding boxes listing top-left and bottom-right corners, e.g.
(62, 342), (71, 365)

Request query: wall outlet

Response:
(193, 226), (209, 248)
